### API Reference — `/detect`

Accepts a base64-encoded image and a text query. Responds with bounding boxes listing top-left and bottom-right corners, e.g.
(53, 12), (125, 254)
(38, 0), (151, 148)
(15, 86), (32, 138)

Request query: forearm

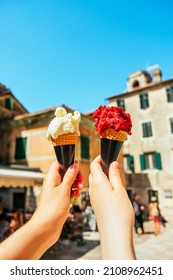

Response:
(98, 219), (136, 260)
(0, 218), (61, 260)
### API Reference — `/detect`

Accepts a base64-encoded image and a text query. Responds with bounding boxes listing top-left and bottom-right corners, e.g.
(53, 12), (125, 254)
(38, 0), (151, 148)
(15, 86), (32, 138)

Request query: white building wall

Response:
(109, 85), (173, 207)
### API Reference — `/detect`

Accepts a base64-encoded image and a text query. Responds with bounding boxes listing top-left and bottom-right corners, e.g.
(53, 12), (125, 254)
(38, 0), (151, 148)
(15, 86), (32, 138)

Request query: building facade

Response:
(107, 66), (173, 207)
(0, 82), (100, 213)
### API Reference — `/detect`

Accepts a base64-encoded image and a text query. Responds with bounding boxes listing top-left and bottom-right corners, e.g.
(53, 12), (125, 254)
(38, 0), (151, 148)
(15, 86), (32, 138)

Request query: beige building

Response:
(107, 66), (173, 207)
(0, 82), (99, 213)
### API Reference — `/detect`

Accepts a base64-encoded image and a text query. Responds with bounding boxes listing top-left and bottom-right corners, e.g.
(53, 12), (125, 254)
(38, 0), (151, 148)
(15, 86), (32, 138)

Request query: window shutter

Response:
(117, 99), (125, 111)
(140, 93), (149, 109)
(142, 123), (147, 137)
(167, 87), (173, 102)
(15, 137), (27, 160)
(5, 98), (14, 110)
(140, 154), (146, 170)
(142, 122), (152, 137)
(170, 118), (173, 133)
(128, 155), (134, 172)
(155, 152), (162, 170)
(80, 136), (90, 160)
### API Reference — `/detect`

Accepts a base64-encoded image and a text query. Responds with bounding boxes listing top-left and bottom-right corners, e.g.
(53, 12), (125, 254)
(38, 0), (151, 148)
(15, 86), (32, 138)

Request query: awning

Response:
(0, 168), (45, 188)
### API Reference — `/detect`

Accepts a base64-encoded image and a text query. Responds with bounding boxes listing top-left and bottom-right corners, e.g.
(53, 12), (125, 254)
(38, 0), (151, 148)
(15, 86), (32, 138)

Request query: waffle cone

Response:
(101, 128), (127, 142)
(51, 133), (78, 146)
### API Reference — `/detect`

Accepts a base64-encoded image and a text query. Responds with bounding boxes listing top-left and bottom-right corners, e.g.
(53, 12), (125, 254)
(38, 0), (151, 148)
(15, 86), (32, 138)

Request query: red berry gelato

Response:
(92, 105), (132, 136)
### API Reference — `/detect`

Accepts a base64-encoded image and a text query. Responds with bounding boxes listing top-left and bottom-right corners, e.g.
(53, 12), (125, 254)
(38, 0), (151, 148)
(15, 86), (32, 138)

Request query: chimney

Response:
(147, 65), (162, 83)
(152, 67), (162, 83)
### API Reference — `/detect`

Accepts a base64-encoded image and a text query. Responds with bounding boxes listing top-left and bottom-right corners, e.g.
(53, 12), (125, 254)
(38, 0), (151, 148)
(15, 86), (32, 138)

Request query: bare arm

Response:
(89, 155), (136, 260)
(0, 161), (82, 260)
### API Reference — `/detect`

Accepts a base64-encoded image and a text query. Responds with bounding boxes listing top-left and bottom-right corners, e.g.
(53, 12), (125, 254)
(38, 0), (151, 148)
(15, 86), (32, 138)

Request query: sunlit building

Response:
(107, 66), (173, 207)
(0, 82), (99, 214)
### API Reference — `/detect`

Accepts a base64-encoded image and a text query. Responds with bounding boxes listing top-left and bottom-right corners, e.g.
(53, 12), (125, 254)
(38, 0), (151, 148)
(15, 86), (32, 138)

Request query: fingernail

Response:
(70, 162), (78, 170)
(111, 161), (120, 170)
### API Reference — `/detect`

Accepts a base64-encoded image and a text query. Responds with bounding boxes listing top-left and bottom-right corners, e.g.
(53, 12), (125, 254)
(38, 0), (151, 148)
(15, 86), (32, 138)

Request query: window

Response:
(142, 122), (152, 138)
(13, 192), (25, 209)
(140, 152), (162, 170)
(132, 80), (140, 88)
(80, 135), (90, 160)
(166, 86), (173, 102)
(123, 155), (134, 172)
(140, 93), (149, 109)
(117, 99), (125, 111)
(5, 98), (14, 110)
(15, 137), (27, 160)
(148, 190), (159, 203)
(169, 117), (173, 134)
(164, 190), (172, 198)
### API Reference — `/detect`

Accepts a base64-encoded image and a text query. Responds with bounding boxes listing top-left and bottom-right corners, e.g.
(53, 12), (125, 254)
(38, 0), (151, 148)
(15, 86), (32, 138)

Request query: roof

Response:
(0, 83), (29, 114)
(106, 78), (173, 101)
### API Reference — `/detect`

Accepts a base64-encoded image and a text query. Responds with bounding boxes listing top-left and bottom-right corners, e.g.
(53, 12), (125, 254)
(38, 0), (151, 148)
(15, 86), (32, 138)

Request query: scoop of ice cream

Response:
(92, 105), (132, 135)
(46, 107), (81, 140)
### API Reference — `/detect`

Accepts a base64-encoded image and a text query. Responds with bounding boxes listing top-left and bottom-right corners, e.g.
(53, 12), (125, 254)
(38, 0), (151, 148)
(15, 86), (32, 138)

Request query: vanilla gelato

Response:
(46, 107), (81, 140)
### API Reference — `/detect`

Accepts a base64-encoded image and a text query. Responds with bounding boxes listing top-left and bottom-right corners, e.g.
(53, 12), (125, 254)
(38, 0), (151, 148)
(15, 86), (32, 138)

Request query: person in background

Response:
(148, 196), (161, 236)
(0, 214), (9, 242)
(132, 194), (145, 235)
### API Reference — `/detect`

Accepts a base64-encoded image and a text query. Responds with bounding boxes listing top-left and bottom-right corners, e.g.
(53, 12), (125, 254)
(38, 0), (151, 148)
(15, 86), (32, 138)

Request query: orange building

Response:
(0, 82), (126, 215)
(0, 83), (99, 213)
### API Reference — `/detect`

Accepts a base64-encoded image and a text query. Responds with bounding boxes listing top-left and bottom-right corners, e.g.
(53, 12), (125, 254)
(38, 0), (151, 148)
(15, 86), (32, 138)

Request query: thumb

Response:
(62, 162), (79, 192)
(109, 161), (124, 190)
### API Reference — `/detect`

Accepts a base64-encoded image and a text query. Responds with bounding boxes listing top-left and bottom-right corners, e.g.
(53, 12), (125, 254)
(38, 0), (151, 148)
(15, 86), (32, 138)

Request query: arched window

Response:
(132, 80), (139, 88)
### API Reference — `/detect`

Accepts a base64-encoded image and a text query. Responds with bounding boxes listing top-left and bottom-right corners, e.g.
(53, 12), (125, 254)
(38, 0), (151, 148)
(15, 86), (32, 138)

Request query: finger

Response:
(90, 155), (104, 175)
(90, 155), (108, 184)
(62, 162), (79, 192)
(109, 161), (124, 190)
(43, 161), (62, 189)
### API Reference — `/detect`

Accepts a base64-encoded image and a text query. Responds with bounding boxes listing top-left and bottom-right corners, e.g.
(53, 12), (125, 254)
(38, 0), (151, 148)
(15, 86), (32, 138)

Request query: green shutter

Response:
(167, 87), (173, 102)
(15, 137), (27, 160)
(117, 99), (125, 111)
(142, 123), (147, 137)
(80, 136), (90, 160)
(170, 118), (173, 133)
(5, 98), (14, 110)
(148, 122), (152, 136)
(142, 122), (152, 137)
(140, 154), (146, 170)
(140, 93), (149, 109)
(128, 155), (134, 172)
(155, 152), (162, 170)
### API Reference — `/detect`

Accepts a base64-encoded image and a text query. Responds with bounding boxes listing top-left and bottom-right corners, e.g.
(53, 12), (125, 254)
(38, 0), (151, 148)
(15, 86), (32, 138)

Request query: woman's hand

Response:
(0, 161), (84, 260)
(32, 161), (83, 242)
(89, 155), (136, 260)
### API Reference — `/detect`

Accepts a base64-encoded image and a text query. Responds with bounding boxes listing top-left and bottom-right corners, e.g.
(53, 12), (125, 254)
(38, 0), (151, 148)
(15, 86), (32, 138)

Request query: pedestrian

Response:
(132, 194), (145, 235)
(148, 196), (161, 235)
(0, 214), (9, 242)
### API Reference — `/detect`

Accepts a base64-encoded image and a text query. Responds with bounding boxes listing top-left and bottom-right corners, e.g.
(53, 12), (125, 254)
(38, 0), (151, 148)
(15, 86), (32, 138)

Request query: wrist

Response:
(29, 215), (62, 248)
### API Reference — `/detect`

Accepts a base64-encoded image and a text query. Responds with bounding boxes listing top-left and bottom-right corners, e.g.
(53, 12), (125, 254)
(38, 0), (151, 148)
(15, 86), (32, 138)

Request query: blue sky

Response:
(0, 0), (173, 113)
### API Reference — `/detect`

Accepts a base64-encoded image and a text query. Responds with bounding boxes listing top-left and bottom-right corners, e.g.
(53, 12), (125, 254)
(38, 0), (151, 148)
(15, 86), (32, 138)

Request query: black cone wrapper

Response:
(101, 138), (123, 176)
(54, 144), (75, 176)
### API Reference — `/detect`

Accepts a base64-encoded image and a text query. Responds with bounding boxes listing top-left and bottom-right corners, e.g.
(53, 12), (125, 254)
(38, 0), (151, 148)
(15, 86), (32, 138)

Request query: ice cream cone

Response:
(101, 129), (127, 175)
(51, 133), (78, 173)
(101, 128), (127, 142)
(51, 133), (78, 146)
